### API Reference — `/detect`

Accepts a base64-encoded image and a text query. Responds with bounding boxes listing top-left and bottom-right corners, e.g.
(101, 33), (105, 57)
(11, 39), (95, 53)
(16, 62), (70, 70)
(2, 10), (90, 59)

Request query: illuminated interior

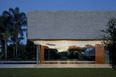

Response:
(34, 40), (109, 64)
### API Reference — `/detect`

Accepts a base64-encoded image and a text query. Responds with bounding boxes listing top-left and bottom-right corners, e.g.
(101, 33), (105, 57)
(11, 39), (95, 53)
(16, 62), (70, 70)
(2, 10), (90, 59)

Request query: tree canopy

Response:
(0, 7), (36, 60)
(101, 18), (116, 69)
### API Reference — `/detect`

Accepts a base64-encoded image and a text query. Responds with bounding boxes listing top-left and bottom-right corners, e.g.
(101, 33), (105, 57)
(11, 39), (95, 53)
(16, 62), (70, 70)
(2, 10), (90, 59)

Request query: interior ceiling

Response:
(34, 40), (103, 48)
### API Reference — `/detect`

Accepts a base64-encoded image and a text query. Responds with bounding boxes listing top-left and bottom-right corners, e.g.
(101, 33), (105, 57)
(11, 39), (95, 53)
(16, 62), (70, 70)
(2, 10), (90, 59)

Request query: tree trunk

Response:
(16, 37), (18, 58)
(13, 44), (15, 59)
(5, 39), (7, 60)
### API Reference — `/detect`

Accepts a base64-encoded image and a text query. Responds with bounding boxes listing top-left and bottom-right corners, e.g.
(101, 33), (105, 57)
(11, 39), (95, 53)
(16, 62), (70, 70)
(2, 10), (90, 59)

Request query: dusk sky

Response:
(0, 0), (116, 14)
(0, 0), (116, 44)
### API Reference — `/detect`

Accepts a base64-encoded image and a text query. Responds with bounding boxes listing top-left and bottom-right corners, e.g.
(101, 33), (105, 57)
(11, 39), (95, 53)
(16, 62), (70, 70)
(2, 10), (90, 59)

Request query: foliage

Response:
(25, 40), (36, 60)
(0, 16), (5, 53)
(0, 7), (31, 60)
(101, 18), (116, 68)
(101, 18), (116, 40)
(1, 7), (27, 59)
(0, 14), (11, 60)
(4, 40), (36, 61)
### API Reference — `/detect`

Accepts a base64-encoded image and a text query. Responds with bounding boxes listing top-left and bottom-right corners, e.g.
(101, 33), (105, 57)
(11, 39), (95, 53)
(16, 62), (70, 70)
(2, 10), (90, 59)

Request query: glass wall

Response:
(34, 40), (109, 64)
(44, 46), (95, 61)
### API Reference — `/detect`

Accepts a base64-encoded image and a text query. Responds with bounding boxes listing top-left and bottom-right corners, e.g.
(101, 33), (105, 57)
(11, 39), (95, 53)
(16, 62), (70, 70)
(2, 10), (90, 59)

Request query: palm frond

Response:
(20, 20), (27, 25)
(15, 7), (19, 14)
(2, 11), (13, 18)
(9, 8), (15, 17)
(22, 28), (27, 32)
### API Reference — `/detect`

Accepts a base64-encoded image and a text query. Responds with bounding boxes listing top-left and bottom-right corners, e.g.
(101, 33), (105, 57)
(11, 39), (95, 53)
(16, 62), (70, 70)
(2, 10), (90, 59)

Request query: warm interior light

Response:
(34, 40), (103, 52)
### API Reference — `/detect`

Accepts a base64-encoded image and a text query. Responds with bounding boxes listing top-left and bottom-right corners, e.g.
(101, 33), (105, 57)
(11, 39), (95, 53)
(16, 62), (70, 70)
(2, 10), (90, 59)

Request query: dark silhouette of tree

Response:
(25, 40), (36, 60)
(101, 18), (116, 69)
(0, 16), (5, 56)
(0, 15), (11, 60)
(2, 7), (27, 58)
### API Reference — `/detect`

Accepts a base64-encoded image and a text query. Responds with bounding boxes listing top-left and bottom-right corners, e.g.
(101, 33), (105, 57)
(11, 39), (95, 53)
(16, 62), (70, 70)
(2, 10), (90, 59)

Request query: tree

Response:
(25, 40), (36, 60)
(3, 7), (27, 58)
(0, 16), (11, 60)
(3, 32), (10, 60)
(101, 18), (116, 69)
(0, 16), (5, 53)
(0, 16), (5, 59)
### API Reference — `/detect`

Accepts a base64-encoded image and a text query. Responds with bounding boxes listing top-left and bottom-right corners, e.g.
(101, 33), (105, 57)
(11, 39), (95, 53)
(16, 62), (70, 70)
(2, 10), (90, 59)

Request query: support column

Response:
(36, 45), (39, 64)
(41, 45), (44, 64)
(95, 44), (105, 64)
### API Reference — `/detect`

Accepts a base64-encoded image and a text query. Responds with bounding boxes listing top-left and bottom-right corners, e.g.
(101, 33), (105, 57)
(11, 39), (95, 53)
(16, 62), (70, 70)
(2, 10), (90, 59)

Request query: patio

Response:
(0, 64), (112, 68)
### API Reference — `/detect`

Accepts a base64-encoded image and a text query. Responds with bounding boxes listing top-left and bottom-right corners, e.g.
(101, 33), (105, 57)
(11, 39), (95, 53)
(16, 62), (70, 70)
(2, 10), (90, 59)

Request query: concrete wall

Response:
(27, 11), (116, 40)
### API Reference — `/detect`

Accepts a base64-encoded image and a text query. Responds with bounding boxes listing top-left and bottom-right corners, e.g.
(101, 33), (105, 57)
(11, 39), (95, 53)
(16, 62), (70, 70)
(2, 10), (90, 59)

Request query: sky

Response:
(0, 0), (116, 44)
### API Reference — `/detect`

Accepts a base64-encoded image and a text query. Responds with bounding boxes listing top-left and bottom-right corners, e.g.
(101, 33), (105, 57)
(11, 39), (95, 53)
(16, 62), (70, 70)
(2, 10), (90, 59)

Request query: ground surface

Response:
(0, 68), (116, 77)
(0, 64), (112, 68)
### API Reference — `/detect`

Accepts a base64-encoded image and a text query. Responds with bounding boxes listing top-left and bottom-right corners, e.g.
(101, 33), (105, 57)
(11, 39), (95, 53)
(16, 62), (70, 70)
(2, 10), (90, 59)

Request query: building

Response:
(27, 11), (116, 65)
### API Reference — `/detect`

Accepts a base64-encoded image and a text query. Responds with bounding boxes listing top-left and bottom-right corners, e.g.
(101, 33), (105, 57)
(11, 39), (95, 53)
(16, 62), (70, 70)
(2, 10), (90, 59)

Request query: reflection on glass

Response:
(37, 41), (101, 60)
(34, 40), (109, 64)
(44, 44), (96, 61)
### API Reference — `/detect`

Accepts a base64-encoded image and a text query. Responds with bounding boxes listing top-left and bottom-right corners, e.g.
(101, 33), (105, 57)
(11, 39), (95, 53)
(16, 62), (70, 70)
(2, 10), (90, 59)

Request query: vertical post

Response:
(41, 45), (44, 64)
(36, 45), (38, 64)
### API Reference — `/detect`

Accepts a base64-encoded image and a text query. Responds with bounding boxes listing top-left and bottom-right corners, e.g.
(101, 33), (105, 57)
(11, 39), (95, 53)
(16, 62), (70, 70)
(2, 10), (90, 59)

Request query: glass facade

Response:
(34, 40), (109, 64)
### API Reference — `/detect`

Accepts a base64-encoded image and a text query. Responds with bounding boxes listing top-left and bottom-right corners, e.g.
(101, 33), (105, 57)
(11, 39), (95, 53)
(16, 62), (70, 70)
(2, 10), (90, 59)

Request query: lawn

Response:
(0, 68), (116, 77)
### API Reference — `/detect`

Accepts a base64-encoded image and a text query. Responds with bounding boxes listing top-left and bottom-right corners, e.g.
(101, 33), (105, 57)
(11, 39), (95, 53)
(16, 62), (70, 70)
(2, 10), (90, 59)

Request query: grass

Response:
(0, 68), (116, 77)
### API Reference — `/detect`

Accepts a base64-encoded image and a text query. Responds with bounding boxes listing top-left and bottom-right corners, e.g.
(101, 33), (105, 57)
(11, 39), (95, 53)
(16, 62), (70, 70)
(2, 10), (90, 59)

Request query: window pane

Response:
(34, 40), (109, 64)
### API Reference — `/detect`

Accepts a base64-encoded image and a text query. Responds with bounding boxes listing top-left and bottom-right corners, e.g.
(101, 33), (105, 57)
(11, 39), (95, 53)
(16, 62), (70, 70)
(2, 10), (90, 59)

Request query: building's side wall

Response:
(27, 11), (116, 40)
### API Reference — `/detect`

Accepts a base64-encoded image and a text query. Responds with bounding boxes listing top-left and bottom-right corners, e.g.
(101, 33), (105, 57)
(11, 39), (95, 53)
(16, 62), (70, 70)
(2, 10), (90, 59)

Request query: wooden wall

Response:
(41, 45), (44, 64)
(95, 44), (105, 64)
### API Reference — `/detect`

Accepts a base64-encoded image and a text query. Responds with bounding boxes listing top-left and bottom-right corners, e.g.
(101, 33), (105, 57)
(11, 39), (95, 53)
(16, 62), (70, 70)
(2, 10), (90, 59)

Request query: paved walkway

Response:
(0, 61), (36, 64)
(0, 64), (112, 68)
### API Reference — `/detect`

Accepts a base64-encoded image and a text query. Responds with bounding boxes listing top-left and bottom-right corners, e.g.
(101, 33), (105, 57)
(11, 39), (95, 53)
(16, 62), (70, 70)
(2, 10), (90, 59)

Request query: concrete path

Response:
(0, 64), (112, 68)
(0, 61), (36, 64)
